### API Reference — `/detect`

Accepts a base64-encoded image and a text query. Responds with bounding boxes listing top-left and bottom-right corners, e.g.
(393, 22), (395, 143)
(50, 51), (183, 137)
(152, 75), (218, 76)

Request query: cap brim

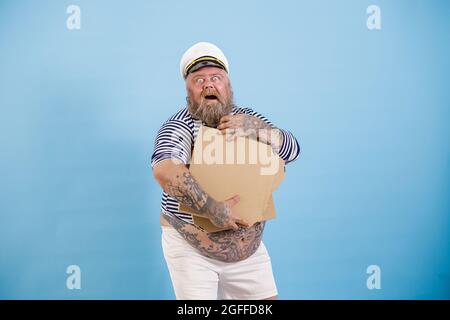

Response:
(188, 61), (226, 74)
(184, 56), (228, 78)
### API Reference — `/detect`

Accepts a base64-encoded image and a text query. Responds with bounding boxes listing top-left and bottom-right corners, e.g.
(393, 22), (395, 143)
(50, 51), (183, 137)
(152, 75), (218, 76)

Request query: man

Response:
(151, 42), (300, 300)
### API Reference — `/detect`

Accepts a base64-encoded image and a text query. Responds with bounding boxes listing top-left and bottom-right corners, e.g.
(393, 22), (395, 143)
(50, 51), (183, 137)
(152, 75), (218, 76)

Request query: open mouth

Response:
(204, 95), (218, 100)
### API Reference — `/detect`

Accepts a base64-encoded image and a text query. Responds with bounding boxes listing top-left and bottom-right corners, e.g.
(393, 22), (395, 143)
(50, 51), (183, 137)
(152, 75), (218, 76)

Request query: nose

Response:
(202, 78), (214, 90)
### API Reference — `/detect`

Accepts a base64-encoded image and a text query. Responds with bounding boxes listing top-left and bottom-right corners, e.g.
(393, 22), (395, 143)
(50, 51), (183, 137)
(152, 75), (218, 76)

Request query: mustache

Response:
(186, 89), (234, 128)
(201, 88), (223, 102)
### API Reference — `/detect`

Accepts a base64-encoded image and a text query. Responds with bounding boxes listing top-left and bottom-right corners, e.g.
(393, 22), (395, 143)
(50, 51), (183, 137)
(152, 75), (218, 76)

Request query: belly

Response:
(161, 213), (265, 263)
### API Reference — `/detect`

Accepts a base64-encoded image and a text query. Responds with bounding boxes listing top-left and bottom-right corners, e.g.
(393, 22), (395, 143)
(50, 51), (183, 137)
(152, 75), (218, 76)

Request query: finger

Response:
(219, 115), (233, 124)
(235, 218), (250, 228)
(230, 222), (239, 231)
(226, 194), (240, 207)
(217, 123), (231, 131)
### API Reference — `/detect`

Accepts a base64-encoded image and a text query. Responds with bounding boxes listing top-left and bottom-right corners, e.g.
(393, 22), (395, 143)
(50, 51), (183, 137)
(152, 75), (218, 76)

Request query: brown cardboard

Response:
(179, 125), (285, 232)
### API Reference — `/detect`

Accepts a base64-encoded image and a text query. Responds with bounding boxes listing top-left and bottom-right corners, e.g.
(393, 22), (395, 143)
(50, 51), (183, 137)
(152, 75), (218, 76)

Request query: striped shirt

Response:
(151, 106), (300, 224)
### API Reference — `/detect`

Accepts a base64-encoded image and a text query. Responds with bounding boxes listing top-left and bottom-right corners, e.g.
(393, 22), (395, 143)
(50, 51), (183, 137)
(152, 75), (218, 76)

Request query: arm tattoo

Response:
(258, 128), (284, 154)
(241, 115), (283, 153)
(165, 171), (231, 228)
(163, 214), (265, 263)
(166, 172), (208, 212)
(242, 115), (271, 132)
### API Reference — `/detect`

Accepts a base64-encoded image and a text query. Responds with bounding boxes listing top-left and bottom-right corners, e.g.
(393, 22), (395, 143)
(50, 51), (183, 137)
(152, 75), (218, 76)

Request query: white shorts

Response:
(161, 226), (278, 300)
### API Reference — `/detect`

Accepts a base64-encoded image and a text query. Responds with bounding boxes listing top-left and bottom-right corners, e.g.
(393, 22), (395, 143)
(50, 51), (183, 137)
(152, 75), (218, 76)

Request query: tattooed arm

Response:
(152, 159), (249, 230)
(217, 114), (284, 153)
(154, 159), (264, 262)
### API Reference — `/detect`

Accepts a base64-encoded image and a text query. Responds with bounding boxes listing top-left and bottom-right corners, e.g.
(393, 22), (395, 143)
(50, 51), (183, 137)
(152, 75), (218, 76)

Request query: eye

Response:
(195, 78), (204, 84)
(211, 76), (220, 82)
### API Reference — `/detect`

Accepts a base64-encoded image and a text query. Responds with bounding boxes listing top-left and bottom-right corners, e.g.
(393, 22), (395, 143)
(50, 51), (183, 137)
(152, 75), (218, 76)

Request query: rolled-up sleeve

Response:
(277, 128), (300, 164)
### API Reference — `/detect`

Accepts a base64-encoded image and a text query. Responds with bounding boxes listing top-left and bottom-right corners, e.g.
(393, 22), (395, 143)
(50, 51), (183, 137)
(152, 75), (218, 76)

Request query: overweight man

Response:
(151, 42), (300, 300)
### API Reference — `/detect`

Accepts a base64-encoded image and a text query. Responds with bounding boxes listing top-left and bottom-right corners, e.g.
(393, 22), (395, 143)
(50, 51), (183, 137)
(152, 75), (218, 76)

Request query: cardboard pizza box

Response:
(179, 125), (285, 232)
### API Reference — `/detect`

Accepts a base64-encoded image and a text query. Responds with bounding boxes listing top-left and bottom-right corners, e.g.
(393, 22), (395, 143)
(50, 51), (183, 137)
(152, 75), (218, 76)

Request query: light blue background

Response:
(0, 0), (449, 299)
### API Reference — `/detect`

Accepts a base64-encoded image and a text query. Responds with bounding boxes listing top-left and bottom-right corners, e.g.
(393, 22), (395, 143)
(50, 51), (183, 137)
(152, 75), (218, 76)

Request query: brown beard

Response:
(187, 87), (234, 128)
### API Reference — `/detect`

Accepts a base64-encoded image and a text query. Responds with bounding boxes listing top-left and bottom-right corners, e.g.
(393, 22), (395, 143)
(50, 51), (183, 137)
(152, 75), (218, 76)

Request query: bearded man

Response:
(151, 42), (300, 300)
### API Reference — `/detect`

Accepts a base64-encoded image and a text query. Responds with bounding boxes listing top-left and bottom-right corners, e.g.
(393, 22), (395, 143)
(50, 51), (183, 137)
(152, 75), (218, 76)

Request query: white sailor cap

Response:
(179, 42), (229, 79)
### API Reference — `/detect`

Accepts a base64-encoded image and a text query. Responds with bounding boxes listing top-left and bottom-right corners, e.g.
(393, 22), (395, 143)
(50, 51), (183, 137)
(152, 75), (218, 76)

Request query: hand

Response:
(217, 114), (271, 141)
(209, 195), (250, 230)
